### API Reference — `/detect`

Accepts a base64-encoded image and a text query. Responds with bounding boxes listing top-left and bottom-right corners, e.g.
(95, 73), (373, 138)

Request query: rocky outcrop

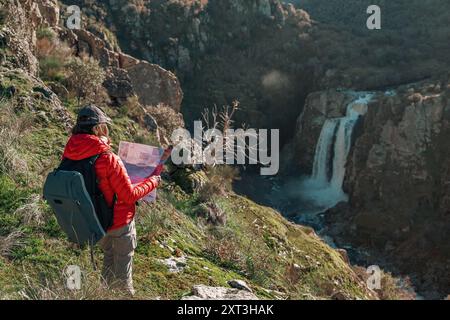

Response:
(333, 76), (450, 298)
(103, 67), (134, 104)
(0, 67), (73, 129)
(0, 0), (61, 75)
(126, 61), (183, 111)
(182, 285), (259, 300)
(289, 75), (450, 298)
(37, 0), (60, 27)
(1, 0), (40, 75)
(56, 27), (183, 109)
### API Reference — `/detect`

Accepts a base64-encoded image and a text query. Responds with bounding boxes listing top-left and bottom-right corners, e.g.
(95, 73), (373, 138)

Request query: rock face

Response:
(63, 0), (316, 142)
(0, 0), (61, 75)
(289, 75), (450, 298)
(126, 61), (183, 112)
(1, 0), (41, 75)
(286, 90), (355, 174)
(336, 76), (450, 298)
(182, 285), (259, 300)
(58, 28), (183, 110)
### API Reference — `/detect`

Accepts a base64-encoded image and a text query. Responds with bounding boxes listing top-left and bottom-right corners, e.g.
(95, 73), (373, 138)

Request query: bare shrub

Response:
(204, 228), (243, 270)
(352, 265), (416, 300)
(197, 201), (227, 226)
(200, 101), (260, 166)
(285, 262), (302, 287)
(36, 28), (73, 81)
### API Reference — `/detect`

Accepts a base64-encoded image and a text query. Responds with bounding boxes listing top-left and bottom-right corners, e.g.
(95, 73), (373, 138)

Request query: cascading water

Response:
(296, 93), (374, 215)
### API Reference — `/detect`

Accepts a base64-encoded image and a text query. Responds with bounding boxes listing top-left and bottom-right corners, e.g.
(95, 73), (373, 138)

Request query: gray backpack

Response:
(43, 154), (114, 246)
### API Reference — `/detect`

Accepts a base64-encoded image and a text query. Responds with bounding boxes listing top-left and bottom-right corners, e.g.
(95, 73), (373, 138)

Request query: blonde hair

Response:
(93, 123), (109, 138)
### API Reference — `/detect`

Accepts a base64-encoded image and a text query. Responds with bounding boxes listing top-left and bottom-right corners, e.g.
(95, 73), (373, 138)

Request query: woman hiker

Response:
(61, 104), (171, 295)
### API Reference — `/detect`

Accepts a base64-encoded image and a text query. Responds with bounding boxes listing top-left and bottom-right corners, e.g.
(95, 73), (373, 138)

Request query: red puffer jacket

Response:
(62, 134), (160, 231)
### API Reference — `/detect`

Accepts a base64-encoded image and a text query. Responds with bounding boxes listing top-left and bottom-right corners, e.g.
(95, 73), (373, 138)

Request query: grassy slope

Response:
(0, 65), (372, 300)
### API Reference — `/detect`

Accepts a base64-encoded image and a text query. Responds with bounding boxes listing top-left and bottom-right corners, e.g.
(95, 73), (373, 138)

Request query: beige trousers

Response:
(99, 220), (137, 295)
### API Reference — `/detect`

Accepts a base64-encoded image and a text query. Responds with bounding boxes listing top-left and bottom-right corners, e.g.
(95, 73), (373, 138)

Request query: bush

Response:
(145, 104), (185, 144)
(204, 227), (243, 270)
(198, 166), (240, 202)
(64, 55), (106, 106)
(137, 203), (170, 241)
(36, 30), (73, 82)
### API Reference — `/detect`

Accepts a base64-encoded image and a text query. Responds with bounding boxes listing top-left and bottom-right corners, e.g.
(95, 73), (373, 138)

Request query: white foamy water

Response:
(297, 93), (374, 215)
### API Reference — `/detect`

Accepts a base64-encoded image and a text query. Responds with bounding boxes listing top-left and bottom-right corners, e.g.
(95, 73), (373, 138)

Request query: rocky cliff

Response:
(288, 75), (450, 298)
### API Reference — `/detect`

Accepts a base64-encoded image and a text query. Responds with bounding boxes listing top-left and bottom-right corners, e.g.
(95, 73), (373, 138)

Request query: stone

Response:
(73, 29), (120, 68)
(37, 0), (59, 27)
(119, 52), (140, 69)
(103, 67), (135, 104)
(227, 279), (253, 293)
(143, 113), (159, 132)
(182, 285), (259, 300)
(159, 256), (188, 273)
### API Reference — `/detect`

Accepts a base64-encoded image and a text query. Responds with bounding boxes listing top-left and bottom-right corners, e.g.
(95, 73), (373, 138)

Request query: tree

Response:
(65, 55), (106, 106)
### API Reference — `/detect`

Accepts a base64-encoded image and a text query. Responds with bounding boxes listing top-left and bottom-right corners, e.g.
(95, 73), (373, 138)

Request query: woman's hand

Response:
(151, 175), (162, 184)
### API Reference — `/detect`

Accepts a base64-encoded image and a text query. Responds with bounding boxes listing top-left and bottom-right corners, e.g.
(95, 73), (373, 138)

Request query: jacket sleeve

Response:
(151, 163), (164, 177)
(106, 153), (160, 205)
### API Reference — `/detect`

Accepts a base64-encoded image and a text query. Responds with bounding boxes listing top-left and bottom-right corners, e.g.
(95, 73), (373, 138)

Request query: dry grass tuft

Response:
(14, 194), (45, 226)
(0, 230), (25, 258)
(0, 99), (32, 181)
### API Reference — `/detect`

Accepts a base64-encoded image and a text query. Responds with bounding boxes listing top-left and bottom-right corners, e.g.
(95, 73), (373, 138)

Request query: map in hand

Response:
(118, 141), (164, 202)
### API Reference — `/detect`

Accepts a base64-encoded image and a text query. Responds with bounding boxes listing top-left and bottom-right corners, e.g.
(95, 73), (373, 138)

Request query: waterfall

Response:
(311, 119), (338, 185)
(298, 93), (374, 215)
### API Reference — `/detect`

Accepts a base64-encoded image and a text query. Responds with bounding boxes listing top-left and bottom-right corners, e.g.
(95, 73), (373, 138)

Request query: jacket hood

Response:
(63, 134), (111, 161)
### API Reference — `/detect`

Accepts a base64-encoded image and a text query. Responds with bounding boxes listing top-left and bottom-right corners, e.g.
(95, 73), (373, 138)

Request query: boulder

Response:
(125, 61), (183, 111)
(227, 280), (253, 293)
(103, 67), (135, 104)
(37, 0), (59, 27)
(72, 29), (120, 68)
(159, 256), (188, 273)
